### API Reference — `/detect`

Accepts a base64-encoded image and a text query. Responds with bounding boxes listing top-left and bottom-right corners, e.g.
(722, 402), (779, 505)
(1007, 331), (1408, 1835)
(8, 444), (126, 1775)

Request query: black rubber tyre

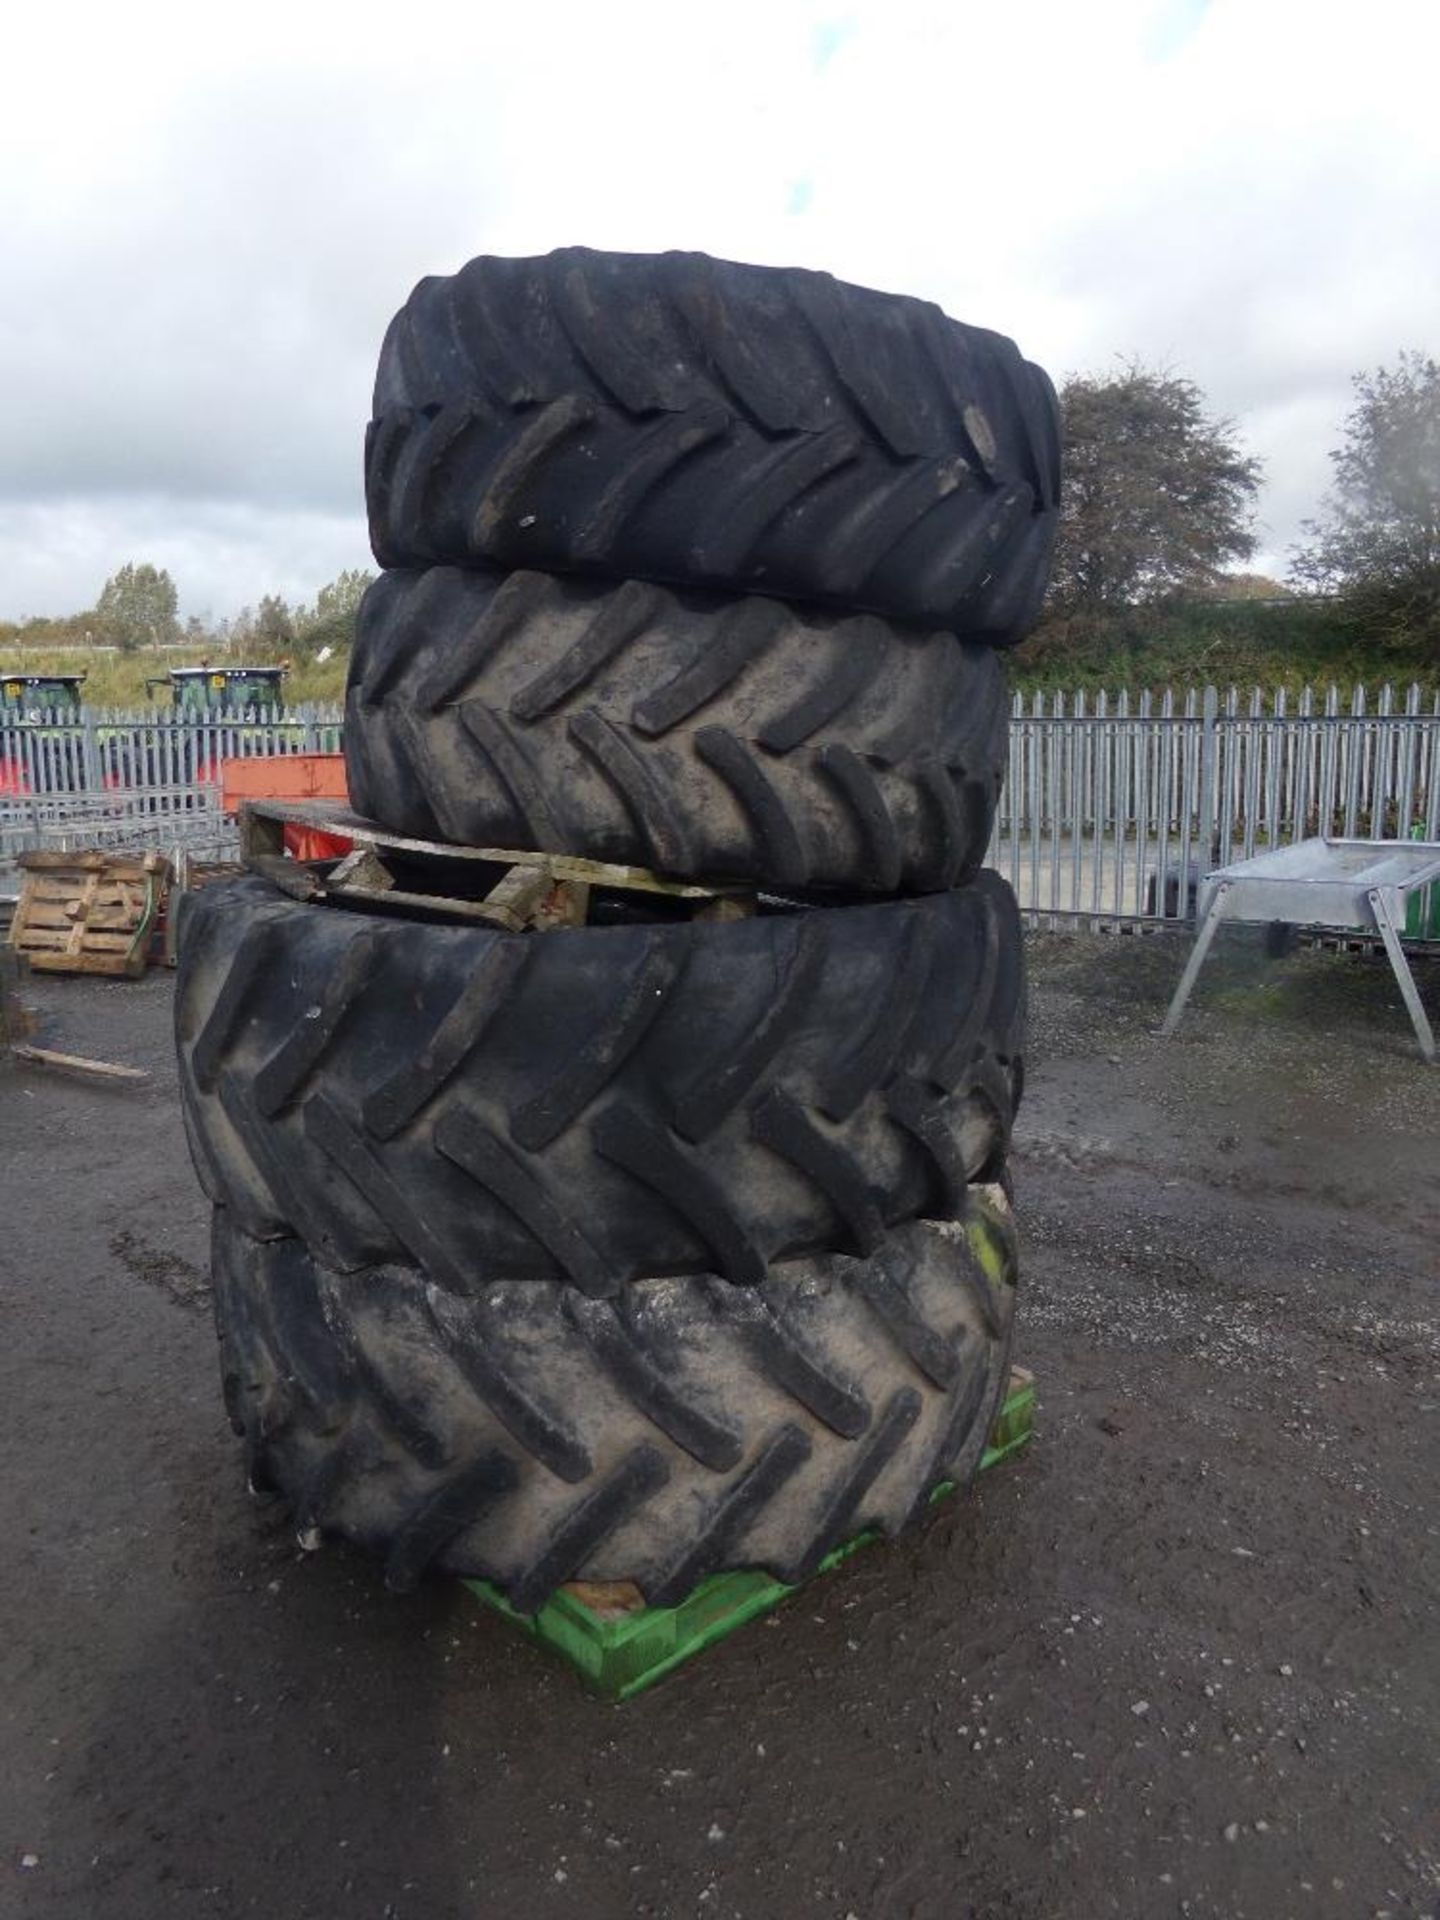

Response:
(211, 1197), (1018, 1603)
(365, 248), (1060, 645)
(176, 874), (1023, 1294)
(345, 566), (1010, 894)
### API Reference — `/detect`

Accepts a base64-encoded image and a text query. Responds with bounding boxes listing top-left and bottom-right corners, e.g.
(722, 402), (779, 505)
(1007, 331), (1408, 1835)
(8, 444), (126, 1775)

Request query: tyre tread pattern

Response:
(345, 566), (1009, 895)
(179, 875), (1022, 1293)
(212, 1203), (1017, 1604)
(367, 252), (1058, 639)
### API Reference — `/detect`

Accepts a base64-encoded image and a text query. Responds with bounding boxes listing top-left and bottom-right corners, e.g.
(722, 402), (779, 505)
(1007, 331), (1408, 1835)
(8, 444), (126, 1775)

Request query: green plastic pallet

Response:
(466, 1368), (1035, 1699)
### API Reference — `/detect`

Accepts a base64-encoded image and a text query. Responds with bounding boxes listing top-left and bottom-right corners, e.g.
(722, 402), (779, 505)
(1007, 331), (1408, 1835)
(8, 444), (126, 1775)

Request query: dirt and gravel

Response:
(1, 926), (1436, 1920)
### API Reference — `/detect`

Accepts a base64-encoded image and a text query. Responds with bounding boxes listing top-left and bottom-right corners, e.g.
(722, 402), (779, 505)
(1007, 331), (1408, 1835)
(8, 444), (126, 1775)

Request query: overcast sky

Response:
(3, 0), (1437, 623)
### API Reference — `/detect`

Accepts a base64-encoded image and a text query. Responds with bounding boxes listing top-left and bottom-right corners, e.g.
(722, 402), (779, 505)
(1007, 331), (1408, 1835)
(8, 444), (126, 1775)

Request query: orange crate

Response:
(220, 752), (349, 815)
(221, 754), (352, 861)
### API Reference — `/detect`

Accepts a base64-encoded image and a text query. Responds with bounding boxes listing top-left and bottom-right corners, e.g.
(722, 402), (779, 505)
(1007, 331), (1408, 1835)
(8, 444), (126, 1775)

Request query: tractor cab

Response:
(1, 673), (86, 720)
(147, 665), (289, 715)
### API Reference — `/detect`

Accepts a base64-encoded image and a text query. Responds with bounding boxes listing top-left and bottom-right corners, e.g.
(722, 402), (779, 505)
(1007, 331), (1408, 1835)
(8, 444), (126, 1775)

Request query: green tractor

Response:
(146, 664), (289, 715)
(1, 671), (86, 720)
(1, 673), (87, 794)
(124, 663), (292, 788)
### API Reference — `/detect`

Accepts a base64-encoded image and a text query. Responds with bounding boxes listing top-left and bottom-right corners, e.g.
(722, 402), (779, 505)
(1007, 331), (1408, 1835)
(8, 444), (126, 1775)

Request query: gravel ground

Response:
(1, 926), (1436, 1920)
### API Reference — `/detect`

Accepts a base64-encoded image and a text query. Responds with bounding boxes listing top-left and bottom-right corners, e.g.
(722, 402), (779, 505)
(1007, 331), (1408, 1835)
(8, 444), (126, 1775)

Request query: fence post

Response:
(80, 712), (102, 791)
(1197, 685), (1219, 903)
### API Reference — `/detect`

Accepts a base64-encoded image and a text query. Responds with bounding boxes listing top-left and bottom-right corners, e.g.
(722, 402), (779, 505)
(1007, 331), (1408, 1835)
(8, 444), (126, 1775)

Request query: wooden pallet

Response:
(7, 851), (169, 977)
(239, 799), (756, 929)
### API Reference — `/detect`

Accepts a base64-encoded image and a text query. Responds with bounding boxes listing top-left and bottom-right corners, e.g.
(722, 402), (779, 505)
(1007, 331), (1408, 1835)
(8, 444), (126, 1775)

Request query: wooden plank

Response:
(72, 931), (144, 951)
(13, 922), (102, 948)
(327, 846), (395, 894)
(479, 865), (555, 931)
(22, 901), (128, 923)
(12, 1044), (148, 1083)
(69, 869), (100, 953)
(23, 950), (137, 976)
(327, 882), (515, 925)
(17, 851), (160, 877)
(20, 925), (90, 953)
(27, 879), (102, 903)
(16, 851), (109, 873)
(23, 893), (144, 919)
(16, 901), (145, 930)
(18, 865), (163, 893)
(13, 927), (139, 952)
(12, 927), (74, 950)
(241, 799), (729, 901)
(15, 903), (83, 929)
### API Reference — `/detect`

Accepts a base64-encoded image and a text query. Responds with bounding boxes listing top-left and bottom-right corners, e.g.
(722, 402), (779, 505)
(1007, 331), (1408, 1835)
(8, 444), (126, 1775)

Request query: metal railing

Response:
(0, 704), (343, 797)
(0, 786), (238, 872)
(990, 683), (1439, 927)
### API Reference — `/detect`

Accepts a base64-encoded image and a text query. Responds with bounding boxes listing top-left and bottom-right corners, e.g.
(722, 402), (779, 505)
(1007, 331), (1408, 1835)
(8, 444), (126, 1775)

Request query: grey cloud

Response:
(0, 497), (370, 626)
(2, 0), (1436, 619)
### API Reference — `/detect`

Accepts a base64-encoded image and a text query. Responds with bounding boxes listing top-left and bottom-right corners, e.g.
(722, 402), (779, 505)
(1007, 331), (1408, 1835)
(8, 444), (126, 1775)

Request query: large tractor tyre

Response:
(175, 874), (1024, 1295)
(345, 567), (1010, 895)
(210, 1197), (1018, 1604)
(365, 248), (1060, 645)
(374, 248), (1062, 480)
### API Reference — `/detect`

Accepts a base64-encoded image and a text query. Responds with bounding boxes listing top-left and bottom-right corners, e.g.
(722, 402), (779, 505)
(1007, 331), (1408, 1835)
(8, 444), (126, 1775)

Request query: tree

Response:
(253, 594), (295, 653)
(1290, 352), (1440, 652)
(1048, 363), (1263, 618)
(296, 568), (373, 656)
(94, 562), (180, 652)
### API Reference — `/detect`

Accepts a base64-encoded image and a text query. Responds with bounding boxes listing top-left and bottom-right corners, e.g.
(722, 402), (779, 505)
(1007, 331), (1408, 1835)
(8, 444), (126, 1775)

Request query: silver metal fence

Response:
(991, 683), (1440, 927)
(0, 789), (239, 896)
(1, 786), (234, 854)
(0, 704), (342, 799)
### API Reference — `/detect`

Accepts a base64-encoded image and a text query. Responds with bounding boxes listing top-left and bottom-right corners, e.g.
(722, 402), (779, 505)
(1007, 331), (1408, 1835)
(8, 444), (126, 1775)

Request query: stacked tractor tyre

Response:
(176, 249), (1057, 1606)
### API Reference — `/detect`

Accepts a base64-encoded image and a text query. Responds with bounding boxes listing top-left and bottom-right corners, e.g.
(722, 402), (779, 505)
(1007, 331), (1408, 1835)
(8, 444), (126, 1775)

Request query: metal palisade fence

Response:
(995, 683), (1439, 926)
(1, 689), (1437, 929)
(0, 705), (343, 797)
(0, 707), (344, 866)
